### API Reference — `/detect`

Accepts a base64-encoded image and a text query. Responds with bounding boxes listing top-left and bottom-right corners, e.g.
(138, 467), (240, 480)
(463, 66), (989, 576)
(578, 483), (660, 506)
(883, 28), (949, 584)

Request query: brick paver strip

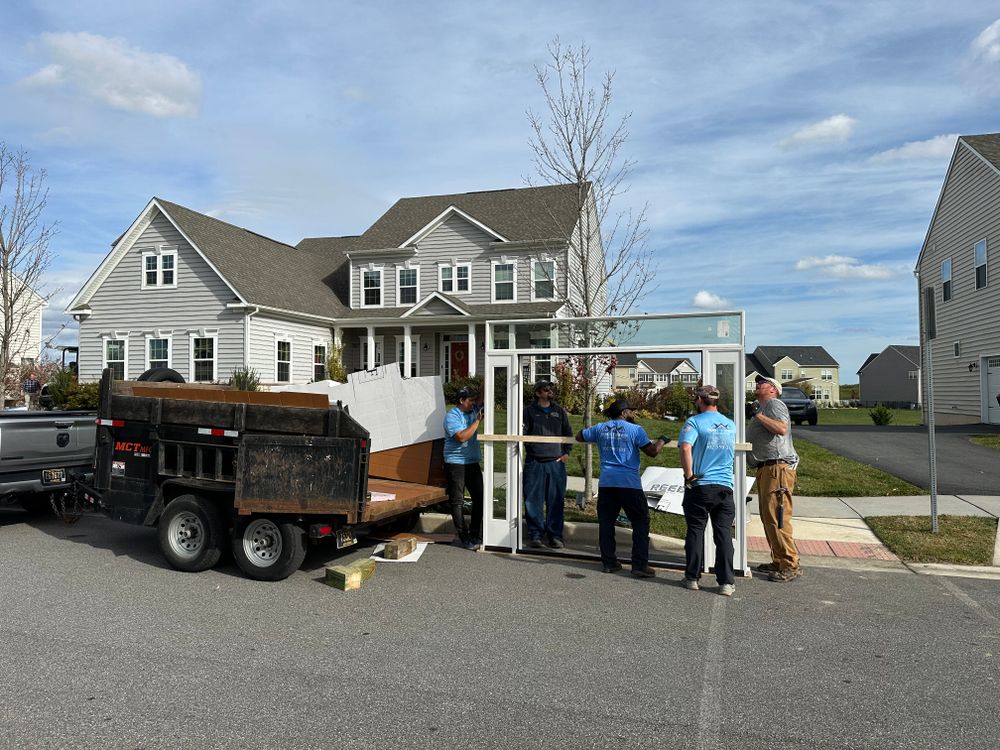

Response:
(796, 539), (834, 556)
(828, 541), (898, 561)
(749, 536), (897, 561)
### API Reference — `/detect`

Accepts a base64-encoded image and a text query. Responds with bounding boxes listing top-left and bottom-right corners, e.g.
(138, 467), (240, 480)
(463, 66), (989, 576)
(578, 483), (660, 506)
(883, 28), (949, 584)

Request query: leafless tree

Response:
(526, 39), (659, 499)
(0, 144), (57, 401)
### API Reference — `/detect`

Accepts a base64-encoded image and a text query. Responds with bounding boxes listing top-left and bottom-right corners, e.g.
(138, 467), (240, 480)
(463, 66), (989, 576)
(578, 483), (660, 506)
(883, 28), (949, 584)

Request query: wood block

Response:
(324, 558), (377, 590)
(384, 536), (417, 559)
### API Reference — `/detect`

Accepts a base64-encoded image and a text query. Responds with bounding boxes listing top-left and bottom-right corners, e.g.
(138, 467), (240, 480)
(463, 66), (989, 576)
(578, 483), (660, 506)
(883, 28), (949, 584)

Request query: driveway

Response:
(793, 423), (1000, 494)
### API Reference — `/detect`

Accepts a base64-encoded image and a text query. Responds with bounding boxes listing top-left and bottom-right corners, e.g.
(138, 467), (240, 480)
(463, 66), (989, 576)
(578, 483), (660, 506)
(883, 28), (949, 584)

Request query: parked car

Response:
(780, 386), (818, 425)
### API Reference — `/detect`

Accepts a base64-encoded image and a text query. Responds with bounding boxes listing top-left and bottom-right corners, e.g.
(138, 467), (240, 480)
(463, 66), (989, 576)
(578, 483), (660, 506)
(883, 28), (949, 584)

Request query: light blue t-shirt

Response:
(444, 405), (481, 464)
(580, 419), (652, 489)
(678, 410), (737, 488)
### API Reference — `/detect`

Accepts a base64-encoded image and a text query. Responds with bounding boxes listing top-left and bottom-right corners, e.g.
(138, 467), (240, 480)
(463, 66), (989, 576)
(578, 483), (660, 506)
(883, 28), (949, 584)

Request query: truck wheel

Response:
(158, 495), (226, 572)
(137, 367), (185, 383)
(232, 516), (306, 581)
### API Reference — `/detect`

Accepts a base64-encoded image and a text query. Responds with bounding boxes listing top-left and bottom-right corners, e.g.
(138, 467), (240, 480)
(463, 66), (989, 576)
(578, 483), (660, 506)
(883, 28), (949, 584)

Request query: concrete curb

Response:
(994, 523), (1000, 567)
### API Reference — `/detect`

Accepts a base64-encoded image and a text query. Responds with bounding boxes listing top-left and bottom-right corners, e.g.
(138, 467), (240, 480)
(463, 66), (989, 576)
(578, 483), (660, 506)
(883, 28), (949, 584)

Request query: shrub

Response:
(326, 344), (347, 382)
(443, 375), (483, 405)
(659, 382), (695, 420)
(869, 403), (894, 426)
(229, 366), (261, 391)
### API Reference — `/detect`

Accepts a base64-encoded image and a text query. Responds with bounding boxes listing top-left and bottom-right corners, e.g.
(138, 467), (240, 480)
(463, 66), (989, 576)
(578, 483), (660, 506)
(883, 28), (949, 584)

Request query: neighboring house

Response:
(744, 345), (841, 402)
(66, 184), (606, 387)
(635, 357), (699, 389)
(744, 353), (765, 395)
(916, 133), (1000, 425)
(857, 345), (921, 408)
(612, 352), (639, 390)
(0, 280), (46, 366)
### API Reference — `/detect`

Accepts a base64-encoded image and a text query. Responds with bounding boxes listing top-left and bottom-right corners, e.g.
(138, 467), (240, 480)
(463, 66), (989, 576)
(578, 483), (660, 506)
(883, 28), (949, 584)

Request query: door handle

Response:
(54, 422), (73, 428)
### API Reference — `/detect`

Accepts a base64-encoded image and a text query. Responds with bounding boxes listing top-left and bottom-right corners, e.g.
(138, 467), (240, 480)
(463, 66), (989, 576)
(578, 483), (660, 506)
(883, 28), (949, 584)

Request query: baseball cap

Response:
(456, 386), (480, 401)
(754, 376), (782, 396)
(603, 398), (634, 418)
(695, 384), (721, 400)
(534, 379), (554, 393)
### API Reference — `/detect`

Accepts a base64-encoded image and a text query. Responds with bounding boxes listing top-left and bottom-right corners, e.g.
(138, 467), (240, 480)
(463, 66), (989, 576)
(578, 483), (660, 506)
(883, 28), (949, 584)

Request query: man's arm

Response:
(754, 411), (788, 436)
(641, 436), (668, 457)
(679, 442), (694, 480)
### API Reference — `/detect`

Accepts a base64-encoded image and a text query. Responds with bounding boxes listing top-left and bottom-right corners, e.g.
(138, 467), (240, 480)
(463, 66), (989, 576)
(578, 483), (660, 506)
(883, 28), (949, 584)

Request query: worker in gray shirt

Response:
(747, 376), (801, 582)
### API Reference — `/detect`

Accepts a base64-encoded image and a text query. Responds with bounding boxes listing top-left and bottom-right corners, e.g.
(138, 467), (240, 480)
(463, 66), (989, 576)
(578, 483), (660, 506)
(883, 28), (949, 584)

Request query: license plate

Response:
(42, 468), (66, 484)
(335, 529), (357, 549)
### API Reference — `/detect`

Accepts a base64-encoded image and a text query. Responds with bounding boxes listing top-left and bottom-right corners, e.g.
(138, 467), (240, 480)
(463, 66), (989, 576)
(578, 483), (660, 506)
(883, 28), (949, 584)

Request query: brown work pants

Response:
(756, 463), (799, 571)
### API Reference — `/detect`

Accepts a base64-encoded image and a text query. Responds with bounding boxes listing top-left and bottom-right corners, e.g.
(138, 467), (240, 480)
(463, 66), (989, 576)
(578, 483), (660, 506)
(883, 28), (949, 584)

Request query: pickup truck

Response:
(0, 410), (95, 514)
(76, 369), (446, 580)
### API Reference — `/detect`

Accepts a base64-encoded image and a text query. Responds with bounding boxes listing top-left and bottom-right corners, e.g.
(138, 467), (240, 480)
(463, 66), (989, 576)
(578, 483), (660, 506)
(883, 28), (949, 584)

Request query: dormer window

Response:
(141, 247), (177, 289)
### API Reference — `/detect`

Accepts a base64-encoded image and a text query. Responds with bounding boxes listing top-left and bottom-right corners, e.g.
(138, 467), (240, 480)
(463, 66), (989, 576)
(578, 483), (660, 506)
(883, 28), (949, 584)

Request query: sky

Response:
(2, 1), (999, 380)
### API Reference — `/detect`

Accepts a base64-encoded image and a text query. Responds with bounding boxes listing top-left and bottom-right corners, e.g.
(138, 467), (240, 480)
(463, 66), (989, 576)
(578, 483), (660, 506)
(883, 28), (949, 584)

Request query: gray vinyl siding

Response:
(859, 349), (920, 405)
(249, 314), (334, 385)
(78, 212), (245, 382)
(917, 142), (1000, 421)
(565, 195), (605, 315)
(350, 215), (568, 310)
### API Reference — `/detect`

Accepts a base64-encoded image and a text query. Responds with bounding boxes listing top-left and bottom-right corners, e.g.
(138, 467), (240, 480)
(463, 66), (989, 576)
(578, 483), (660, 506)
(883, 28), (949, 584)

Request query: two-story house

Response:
(66, 184), (605, 386)
(743, 345), (840, 402)
(612, 354), (699, 391)
(916, 133), (1000, 425)
(857, 345), (921, 408)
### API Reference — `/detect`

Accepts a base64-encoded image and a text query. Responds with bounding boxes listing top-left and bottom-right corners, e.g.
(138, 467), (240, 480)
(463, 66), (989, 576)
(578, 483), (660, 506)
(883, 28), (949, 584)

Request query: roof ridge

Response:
(155, 197), (297, 251)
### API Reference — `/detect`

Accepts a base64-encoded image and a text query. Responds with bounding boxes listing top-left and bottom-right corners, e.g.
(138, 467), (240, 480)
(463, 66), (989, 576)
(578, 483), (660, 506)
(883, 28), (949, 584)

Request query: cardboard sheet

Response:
(641, 466), (755, 517)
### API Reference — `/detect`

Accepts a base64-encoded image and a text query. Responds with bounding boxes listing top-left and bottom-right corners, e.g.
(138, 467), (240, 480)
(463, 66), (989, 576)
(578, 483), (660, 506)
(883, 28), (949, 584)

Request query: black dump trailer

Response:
(78, 369), (445, 580)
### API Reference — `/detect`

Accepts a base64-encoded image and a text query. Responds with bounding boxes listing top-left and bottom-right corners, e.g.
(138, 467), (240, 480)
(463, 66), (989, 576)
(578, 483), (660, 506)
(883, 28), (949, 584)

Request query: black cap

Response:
(456, 386), (480, 402)
(603, 398), (634, 418)
(534, 380), (554, 393)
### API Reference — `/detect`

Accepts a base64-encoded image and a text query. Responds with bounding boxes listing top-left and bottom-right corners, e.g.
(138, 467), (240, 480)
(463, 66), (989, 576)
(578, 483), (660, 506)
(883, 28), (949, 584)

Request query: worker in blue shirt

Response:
(444, 386), (485, 550)
(576, 399), (668, 578)
(678, 384), (738, 596)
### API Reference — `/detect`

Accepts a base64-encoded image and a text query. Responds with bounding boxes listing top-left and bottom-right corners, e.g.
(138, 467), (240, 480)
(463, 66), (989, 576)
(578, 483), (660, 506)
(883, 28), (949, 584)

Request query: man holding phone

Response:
(444, 385), (485, 550)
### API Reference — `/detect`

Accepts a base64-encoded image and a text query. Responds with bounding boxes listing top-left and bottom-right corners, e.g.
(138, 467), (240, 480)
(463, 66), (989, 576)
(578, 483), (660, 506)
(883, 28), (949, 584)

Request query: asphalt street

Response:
(793, 423), (1000, 494)
(2, 508), (999, 750)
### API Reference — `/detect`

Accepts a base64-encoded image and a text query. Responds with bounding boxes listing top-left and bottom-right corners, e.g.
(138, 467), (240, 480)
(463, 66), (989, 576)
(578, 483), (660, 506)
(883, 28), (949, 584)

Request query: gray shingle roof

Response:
(640, 357), (692, 374)
(857, 353), (879, 374)
(963, 134), (1000, 171)
(745, 353), (764, 376)
(754, 346), (839, 368)
(890, 345), (920, 366)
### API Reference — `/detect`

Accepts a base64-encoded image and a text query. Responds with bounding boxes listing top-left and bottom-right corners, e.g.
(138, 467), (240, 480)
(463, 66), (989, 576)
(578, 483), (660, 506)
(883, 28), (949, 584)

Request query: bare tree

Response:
(527, 39), (659, 500)
(0, 144), (57, 401)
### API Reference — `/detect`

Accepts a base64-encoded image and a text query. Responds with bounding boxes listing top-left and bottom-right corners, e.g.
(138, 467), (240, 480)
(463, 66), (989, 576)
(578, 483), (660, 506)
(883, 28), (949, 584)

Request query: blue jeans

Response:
(523, 459), (567, 542)
(682, 484), (736, 585)
(596, 486), (649, 569)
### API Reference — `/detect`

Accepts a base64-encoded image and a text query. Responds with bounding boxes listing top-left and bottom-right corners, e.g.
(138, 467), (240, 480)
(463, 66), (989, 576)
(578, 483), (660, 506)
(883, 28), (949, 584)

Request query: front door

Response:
(450, 342), (469, 381)
(987, 357), (1000, 424)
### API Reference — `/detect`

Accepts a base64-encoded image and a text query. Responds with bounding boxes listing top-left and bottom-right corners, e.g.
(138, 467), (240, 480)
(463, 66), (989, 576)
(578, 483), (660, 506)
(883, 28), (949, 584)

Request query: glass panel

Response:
(106, 340), (125, 361)
(492, 365), (509, 521)
(109, 362), (125, 380)
(456, 265), (470, 291)
(714, 362), (736, 420)
(440, 266), (453, 292)
(193, 338), (214, 382)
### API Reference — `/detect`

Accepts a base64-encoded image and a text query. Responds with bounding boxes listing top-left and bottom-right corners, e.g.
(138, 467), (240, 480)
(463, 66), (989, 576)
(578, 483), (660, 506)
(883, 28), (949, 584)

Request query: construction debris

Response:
(324, 558), (376, 591)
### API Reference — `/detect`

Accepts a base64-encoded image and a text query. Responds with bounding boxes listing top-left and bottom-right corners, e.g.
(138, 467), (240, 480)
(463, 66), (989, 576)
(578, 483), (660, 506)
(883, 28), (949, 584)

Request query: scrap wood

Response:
(384, 536), (417, 559)
(324, 558), (376, 591)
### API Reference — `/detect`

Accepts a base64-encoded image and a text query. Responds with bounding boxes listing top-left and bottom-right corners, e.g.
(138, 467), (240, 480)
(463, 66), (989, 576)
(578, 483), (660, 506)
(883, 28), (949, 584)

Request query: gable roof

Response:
(614, 352), (639, 367)
(857, 353), (879, 374)
(858, 345), (920, 374)
(745, 353), (765, 377)
(962, 133), (1000, 172)
(754, 345), (839, 368)
(639, 357), (693, 374)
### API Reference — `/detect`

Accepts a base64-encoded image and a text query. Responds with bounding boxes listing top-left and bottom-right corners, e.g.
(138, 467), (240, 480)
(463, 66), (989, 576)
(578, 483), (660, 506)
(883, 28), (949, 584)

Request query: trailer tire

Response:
(232, 516), (306, 581)
(158, 495), (226, 572)
(137, 367), (185, 383)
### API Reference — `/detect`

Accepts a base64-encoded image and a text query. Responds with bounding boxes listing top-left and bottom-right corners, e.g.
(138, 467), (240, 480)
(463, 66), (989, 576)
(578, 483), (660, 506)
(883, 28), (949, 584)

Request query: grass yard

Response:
(809, 407), (924, 426)
(865, 515), (998, 565)
(970, 435), (1000, 451)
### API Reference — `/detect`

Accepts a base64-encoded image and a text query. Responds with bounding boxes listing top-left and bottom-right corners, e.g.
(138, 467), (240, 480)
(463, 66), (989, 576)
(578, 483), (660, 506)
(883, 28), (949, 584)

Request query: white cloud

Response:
(971, 18), (1000, 63)
(691, 290), (731, 309)
(781, 114), (857, 148)
(870, 133), (958, 162)
(19, 32), (200, 118)
(795, 255), (900, 280)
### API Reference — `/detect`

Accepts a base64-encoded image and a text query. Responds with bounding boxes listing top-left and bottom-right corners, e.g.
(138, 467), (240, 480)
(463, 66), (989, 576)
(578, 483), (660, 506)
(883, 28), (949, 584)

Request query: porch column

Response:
(403, 324), (412, 378)
(467, 322), (477, 377)
(367, 325), (376, 369)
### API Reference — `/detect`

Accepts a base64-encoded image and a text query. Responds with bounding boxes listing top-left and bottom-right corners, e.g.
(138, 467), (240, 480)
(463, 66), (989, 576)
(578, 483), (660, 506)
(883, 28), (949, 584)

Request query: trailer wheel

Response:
(232, 516), (306, 581)
(158, 495), (226, 572)
(137, 367), (185, 383)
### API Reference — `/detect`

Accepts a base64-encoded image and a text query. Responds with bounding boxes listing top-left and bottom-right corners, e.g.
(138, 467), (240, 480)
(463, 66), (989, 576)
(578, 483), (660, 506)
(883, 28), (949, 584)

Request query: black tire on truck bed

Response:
(158, 495), (227, 572)
(137, 367), (185, 383)
(232, 516), (307, 581)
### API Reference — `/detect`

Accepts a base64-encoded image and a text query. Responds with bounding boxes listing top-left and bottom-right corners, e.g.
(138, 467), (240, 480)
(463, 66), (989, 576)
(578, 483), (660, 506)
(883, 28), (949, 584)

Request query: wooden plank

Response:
(481, 433), (753, 452)
(324, 558), (376, 591)
(384, 536), (417, 559)
(368, 439), (446, 486)
(362, 479), (446, 523)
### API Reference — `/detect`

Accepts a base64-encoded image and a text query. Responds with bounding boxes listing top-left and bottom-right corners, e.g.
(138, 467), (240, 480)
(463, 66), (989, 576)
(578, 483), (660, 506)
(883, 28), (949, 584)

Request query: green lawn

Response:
(970, 435), (1000, 451)
(810, 407), (924, 426)
(866, 515), (998, 565)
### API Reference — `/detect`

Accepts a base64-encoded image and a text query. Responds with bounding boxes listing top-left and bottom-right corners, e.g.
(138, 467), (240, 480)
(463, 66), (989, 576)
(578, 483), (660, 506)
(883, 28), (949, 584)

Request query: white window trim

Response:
(530, 258), (557, 301)
(359, 335), (385, 370)
(102, 334), (129, 380)
(394, 335), (421, 377)
(396, 265), (420, 307)
(361, 266), (385, 308)
(189, 332), (218, 383)
(312, 341), (330, 381)
(437, 261), (472, 295)
(974, 239), (988, 290)
(274, 334), (293, 383)
(144, 332), (172, 371)
(140, 246), (178, 290)
(491, 259), (518, 304)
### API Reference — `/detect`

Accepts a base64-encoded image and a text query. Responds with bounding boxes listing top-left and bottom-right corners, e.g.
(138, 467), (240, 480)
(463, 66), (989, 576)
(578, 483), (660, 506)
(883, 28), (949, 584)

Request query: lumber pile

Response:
(383, 536), (417, 559)
(324, 558), (376, 590)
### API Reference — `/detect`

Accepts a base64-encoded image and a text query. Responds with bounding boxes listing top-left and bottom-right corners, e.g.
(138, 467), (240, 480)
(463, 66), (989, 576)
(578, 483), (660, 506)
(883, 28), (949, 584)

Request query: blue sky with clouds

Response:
(2, 1), (999, 378)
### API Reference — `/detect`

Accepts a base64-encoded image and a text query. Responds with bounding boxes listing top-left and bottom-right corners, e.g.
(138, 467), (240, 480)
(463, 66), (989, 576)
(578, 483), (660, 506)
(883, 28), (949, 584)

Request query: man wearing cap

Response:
(444, 386), (485, 550)
(678, 385), (737, 596)
(575, 399), (669, 578)
(523, 380), (574, 548)
(748, 375), (801, 581)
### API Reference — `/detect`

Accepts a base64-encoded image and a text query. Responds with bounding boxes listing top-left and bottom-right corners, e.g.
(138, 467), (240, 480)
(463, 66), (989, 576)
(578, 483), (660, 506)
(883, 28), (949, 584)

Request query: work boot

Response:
(602, 561), (623, 574)
(755, 562), (778, 573)
(768, 567), (802, 582)
(631, 566), (656, 579)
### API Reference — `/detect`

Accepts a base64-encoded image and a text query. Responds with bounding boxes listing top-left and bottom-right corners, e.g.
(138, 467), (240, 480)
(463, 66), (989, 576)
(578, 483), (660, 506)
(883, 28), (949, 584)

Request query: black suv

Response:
(780, 386), (818, 425)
